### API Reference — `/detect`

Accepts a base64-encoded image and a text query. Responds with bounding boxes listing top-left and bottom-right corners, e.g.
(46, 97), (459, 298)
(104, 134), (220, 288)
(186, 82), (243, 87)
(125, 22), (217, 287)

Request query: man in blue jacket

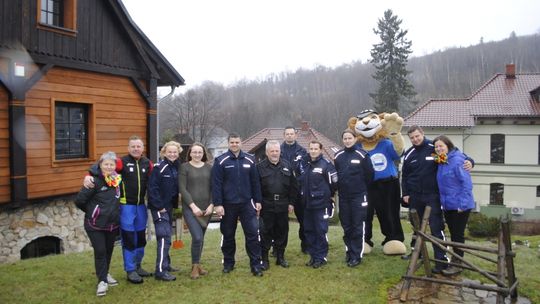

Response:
(280, 126), (308, 253)
(212, 133), (264, 276)
(401, 125), (473, 273)
(298, 140), (338, 268)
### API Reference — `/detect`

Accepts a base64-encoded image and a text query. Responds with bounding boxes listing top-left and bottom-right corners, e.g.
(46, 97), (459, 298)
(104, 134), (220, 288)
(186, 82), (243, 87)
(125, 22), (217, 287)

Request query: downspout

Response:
(156, 85), (176, 158)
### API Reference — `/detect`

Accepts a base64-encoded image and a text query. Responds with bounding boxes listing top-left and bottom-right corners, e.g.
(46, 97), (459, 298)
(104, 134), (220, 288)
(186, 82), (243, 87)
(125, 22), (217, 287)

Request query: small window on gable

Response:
(536, 185), (540, 197)
(37, 0), (77, 35)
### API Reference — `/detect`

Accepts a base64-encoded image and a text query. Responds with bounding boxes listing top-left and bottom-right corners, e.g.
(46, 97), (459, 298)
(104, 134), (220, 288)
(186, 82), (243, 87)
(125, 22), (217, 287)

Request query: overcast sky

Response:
(122, 0), (540, 92)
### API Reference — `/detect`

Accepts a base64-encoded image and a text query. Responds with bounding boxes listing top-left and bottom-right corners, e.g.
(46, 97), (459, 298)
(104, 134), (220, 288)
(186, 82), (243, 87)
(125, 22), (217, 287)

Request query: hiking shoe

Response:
(442, 265), (462, 276)
(155, 272), (176, 281)
(261, 260), (270, 271)
(106, 273), (118, 286)
(347, 259), (362, 267)
(312, 260), (327, 269)
(276, 258), (289, 268)
(127, 271), (143, 284)
(96, 281), (108, 297)
(251, 268), (264, 277)
(136, 267), (153, 277)
(222, 265), (234, 273)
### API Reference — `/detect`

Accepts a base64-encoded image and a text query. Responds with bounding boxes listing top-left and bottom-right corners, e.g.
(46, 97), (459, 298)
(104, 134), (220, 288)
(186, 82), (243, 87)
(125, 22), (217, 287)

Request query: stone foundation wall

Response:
(0, 198), (91, 264)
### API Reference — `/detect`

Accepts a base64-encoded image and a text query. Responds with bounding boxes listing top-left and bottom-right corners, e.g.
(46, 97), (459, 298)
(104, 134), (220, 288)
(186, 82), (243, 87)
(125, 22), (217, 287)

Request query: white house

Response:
(404, 64), (540, 221)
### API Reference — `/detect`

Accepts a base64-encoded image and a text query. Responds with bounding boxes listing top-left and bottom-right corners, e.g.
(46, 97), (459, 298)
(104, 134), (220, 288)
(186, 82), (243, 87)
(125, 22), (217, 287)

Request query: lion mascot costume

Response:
(347, 109), (406, 255)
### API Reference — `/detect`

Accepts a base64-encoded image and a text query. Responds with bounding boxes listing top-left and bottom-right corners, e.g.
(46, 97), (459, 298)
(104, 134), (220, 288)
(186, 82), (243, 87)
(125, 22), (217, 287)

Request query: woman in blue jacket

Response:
(433, 135), (475, 276)
(298, 140), (338, 268)
(147, 141), (181, 281)
(334, 129), (373, 267)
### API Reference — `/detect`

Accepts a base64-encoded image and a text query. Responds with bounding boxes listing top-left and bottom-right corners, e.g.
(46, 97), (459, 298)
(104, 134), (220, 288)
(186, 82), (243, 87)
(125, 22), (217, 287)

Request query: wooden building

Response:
(0, 0), (184, 208)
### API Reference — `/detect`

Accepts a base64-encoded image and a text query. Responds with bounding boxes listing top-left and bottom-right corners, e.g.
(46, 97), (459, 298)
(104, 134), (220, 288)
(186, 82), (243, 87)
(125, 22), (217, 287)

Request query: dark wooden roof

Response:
(0, 0), (184, 88)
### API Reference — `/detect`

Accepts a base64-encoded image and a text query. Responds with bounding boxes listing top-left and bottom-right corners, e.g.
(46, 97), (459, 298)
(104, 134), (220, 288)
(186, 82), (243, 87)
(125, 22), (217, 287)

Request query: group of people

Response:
(74, 123), (476, 297)
(401, 125), (475, 275)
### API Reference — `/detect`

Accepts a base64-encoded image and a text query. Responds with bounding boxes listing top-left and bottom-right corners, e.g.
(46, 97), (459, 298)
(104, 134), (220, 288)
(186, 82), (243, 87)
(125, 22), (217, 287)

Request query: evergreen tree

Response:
(369, 9), (416, 113)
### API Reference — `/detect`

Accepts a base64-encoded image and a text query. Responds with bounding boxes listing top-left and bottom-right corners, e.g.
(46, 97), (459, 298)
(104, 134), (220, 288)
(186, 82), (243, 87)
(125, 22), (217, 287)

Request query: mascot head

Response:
(354, 109), (382, 138)
(348, 109), (389, 145)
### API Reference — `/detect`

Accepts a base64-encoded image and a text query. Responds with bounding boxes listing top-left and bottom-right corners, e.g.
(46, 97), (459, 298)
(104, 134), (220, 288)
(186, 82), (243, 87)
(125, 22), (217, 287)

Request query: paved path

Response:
(388, 275), (531, 303)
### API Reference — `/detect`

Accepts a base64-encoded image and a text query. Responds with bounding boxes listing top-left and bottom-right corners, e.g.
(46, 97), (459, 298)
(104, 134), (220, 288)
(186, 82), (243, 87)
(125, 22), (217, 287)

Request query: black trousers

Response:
(260, 210), (289, 256)
(86, 228), (118, 282)
(366, 178), (404, 246)
(293, 199), (306, 251)
(444, 210), (471, 258)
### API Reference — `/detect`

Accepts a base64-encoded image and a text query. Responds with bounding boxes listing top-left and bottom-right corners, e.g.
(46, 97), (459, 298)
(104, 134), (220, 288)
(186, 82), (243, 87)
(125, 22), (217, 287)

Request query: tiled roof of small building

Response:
(242, 124), (340, 161)
(405, 98), (473, 127)
(405, 72), (540, 127)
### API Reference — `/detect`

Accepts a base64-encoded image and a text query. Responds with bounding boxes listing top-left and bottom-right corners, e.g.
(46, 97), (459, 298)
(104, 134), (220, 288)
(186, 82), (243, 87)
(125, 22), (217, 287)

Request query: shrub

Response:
(467, 212), (501, 237)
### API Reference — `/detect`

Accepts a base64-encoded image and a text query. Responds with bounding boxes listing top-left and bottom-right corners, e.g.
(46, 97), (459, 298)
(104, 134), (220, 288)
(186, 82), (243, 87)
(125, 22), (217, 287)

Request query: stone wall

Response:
(0, 198), (91, 263)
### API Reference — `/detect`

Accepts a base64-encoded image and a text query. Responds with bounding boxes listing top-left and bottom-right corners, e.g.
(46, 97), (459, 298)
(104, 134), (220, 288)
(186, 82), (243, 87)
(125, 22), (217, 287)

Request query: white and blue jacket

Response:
(212, 150), (262, 205)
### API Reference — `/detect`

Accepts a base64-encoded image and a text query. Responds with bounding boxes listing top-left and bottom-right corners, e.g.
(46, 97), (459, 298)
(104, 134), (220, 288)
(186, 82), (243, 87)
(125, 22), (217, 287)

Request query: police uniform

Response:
(298, 154), (337, 267)
(212, 150), (263, 273)
(280, 141), (308, 252)
(147, 158), (179, 278)
(334, 146), (374, 265)
(402, 138), (449, 266)
(257, 158), (297, 268)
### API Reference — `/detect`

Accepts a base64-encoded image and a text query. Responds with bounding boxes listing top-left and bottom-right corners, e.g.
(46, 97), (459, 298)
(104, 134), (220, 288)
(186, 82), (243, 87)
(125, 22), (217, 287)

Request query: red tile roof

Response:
(242, 125), (341, 161)
(405, 73), (540, 127)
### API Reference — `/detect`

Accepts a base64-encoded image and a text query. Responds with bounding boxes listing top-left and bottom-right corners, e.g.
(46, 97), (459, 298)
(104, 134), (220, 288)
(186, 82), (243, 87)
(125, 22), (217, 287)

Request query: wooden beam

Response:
(24, 63), (54, 92)
(30, 53), (148, 80)
(129, 76), (151, 105)
(9, 99), (28, 203)
(147, 77), (158, 162)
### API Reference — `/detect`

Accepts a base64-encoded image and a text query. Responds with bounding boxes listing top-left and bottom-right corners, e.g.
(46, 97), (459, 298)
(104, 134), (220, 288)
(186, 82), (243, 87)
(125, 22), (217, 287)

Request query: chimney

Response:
(505, 64), (516, 79)
(300, 121), (310, 132)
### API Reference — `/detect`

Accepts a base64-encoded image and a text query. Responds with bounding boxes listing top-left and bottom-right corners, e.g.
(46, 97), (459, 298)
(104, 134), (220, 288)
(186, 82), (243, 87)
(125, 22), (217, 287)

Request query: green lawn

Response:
(0, 221), (538, 304)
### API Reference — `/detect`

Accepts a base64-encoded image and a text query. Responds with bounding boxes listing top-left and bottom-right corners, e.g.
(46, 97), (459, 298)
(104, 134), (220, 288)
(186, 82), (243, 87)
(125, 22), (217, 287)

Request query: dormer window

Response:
(37, 0), (77, 36)
(531, 87), (540, 102)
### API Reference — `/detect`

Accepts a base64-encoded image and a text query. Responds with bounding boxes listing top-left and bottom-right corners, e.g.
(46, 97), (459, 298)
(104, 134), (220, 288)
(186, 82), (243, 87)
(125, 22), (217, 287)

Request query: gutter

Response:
(156, 85), (176, 154)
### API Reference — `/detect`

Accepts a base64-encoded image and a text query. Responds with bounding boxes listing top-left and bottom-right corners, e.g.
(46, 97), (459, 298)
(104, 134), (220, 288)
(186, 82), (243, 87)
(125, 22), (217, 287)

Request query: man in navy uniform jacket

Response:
(212, 133), (264, 276)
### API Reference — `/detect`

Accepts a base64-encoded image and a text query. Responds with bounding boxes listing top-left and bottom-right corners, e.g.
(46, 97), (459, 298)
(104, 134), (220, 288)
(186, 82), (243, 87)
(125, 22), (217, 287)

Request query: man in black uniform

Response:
(257, 140), (297, 270)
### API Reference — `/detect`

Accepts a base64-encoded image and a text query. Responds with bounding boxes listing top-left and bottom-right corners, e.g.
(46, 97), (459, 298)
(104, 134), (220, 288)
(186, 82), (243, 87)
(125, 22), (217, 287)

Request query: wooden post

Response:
(400, 209), (519, 302)
(501, 216), (518, 299)
(399, 207), (432, 302)
(496, 222), (506, 304)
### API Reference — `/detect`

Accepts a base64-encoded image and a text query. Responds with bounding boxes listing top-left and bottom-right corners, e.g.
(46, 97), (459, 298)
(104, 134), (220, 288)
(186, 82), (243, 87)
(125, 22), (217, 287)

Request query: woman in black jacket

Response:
(76, 151), (122, 297)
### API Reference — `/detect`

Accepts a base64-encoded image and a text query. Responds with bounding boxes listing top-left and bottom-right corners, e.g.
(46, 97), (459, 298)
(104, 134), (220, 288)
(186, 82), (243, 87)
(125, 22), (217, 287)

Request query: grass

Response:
(0, 221), (538, 304)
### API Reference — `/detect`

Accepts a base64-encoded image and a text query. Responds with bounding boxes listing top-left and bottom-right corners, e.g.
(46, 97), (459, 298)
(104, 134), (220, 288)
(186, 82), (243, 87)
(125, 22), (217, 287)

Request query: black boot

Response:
(261, 251), (270, 271)
(276, 250), (289, 268)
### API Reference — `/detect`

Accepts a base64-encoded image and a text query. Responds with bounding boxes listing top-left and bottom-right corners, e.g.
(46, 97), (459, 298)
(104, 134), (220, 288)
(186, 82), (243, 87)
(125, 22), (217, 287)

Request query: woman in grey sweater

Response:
(179, 143), (214, 279)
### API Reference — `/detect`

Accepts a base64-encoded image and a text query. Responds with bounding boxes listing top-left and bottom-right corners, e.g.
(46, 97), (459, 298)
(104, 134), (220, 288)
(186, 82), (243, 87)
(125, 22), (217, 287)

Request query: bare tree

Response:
(160, 81), (226, 146)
